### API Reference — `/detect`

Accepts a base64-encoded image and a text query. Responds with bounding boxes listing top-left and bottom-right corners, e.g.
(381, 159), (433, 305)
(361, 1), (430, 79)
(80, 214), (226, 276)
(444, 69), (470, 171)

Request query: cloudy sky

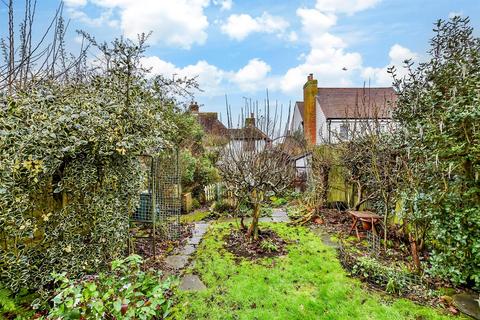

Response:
(3, 0), (480, 120)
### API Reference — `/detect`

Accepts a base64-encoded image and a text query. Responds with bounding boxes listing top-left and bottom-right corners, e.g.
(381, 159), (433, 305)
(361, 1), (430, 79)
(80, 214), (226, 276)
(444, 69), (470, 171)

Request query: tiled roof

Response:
(195, 112), (228, 136)
(228, 127), (270, 141)
(317, 87), (396, 119)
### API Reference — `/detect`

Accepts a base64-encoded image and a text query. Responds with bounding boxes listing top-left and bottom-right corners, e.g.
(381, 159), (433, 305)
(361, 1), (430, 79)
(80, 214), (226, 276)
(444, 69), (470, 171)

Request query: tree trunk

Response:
(409, 232), (421, 271)
(246, 202), (260, 241)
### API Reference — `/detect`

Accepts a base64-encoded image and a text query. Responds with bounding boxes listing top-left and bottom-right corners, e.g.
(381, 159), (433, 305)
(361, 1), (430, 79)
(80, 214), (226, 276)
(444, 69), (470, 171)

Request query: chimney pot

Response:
(189, 101), (199, 113)
(245, 114), (255, 128)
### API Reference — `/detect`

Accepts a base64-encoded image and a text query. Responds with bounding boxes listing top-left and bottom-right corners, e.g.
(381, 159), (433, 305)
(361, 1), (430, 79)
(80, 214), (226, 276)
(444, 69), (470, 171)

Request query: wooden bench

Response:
(347, 210), (382, 240)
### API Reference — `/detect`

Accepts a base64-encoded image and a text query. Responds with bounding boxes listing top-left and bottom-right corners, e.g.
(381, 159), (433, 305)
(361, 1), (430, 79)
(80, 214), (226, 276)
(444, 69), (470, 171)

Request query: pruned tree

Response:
(218, 98), (296, 241)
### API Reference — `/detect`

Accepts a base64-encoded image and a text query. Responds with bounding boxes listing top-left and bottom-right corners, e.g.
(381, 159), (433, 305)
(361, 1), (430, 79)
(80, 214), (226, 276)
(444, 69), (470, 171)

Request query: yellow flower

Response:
(64, 245), (72, 253)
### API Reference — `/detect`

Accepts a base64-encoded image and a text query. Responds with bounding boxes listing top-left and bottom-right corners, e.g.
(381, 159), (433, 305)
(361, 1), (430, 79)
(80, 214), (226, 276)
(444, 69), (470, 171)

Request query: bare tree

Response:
(0, 0), (88, 92)
(218, 97), (296, 241)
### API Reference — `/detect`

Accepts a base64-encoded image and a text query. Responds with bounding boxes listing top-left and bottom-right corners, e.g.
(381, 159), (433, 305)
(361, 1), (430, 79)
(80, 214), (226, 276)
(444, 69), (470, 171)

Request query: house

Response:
(189, 102), (228, 138)
(226, 113), (271, 152)
(290, 74), (397, 144)
(189, 102), (271, 153)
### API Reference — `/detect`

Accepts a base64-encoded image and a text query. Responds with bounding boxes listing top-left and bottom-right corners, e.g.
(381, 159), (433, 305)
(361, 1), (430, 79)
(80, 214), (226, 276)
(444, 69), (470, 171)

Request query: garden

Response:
(0, 2), (479, 319)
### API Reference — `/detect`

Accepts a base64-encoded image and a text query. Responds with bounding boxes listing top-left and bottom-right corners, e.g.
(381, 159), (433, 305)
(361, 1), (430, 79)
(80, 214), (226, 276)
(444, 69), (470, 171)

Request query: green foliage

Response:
(259, 239), (278, 253)
(192, 198), (201, 210)
(268, 196), (287, 207)
(0, 286), (37, 319)
(47, 255), (175, 319)
(0, 36), (193, 292)
(393, 17), (480, 287)
(350, 256), (414, 295)
(181, 149), (219, 196)
(211, 199), (234, 214)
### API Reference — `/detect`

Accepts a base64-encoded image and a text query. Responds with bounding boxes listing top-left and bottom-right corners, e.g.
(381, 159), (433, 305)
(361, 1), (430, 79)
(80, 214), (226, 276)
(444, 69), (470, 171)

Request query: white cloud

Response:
(221, 12), (289, 41)
(64, 0), (87, 7)
(314, 0), (381, 15)
(213, 0), (233, 11)
(280, 4), (368, 93)
(448, 11), (463, 19)
(65, 0), (210, 49)
(232, 58), (272, 92)
(141, 56), (273, 96)
(362, 44), (417, 86)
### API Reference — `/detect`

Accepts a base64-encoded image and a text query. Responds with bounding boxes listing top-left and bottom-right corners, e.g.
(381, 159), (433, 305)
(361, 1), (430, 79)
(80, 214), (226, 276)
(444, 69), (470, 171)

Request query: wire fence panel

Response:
(131, 151), (181, 241)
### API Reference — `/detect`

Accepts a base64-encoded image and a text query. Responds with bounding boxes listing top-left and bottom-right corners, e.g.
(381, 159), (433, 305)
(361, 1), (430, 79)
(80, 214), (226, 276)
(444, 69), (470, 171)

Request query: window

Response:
(339, 123), (349, 140)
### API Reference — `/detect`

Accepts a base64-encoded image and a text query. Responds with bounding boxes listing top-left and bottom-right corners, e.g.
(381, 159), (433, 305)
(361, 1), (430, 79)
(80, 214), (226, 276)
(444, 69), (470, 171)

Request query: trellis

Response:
(131, 150), (182, 256)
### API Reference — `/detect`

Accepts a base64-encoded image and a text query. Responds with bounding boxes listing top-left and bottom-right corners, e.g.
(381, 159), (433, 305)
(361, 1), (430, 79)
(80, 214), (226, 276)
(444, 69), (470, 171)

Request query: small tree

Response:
(218, 102), (296, 241)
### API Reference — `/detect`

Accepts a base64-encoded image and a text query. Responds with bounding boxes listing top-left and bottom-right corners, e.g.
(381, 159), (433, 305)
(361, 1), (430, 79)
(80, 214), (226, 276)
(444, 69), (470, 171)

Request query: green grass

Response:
(172, 223), (461, 320)
(180, 210), (211, 223)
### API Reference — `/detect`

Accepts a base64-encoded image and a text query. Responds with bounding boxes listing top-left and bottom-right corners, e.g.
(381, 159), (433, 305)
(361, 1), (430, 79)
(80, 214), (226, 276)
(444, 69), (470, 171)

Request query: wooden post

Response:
(151, 157), (156, 258)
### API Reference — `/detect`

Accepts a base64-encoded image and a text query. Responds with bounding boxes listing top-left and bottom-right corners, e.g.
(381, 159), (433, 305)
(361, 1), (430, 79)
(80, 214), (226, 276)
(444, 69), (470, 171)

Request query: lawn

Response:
(172, 223), (461, 320)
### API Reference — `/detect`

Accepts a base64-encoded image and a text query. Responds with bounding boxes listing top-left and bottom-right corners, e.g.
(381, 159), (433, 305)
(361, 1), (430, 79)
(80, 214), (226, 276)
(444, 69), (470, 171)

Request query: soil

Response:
(130, 222), (193, 272)
(224, 228), (289, 260)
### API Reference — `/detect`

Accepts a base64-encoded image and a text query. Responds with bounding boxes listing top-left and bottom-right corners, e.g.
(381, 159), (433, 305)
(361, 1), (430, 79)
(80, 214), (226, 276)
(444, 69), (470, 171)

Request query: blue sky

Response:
(2, 0), (480, 121)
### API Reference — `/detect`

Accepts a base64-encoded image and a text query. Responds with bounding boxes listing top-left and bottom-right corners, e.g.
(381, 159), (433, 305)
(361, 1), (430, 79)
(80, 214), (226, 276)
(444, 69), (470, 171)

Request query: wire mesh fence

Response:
(131, 150), (181, 246)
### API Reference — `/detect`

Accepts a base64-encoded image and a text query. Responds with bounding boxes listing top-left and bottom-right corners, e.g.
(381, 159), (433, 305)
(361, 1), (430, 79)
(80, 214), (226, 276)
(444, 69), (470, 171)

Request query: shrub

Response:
(0, 37), (194, 292)
(47, 255), (175, 319)
(393, 17), (480, 287)
(350, 256), (419, 295)
(192, 198), (201, 210)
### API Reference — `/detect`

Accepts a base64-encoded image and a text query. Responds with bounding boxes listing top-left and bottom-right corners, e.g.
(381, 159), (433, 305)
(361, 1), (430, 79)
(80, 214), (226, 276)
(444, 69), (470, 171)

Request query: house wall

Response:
(318, 118), (393, 144)
(291, 105), (303, 133)
(315, 99), (328, 144)
(225, 139), (267, 153)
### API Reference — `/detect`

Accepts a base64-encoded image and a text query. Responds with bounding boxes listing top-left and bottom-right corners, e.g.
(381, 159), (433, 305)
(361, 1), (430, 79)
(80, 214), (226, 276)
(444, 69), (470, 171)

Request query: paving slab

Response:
(165, 255), (189, 270)
(188, 236), (203, 245)
(179, 274), (207, 291)
(453, 293), (480, 320)
(177, 244), (196, 256)
(310, 227), (339, 248)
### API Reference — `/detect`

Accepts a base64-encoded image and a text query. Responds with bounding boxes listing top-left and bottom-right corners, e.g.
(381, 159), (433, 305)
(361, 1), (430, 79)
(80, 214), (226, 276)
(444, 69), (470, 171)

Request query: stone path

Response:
(165, 221), (210, 291)
(169, 208), (290, 292)
(453, 293), (480, 320)
(259, 208), (291, 223)
(309, 226), (339, 249)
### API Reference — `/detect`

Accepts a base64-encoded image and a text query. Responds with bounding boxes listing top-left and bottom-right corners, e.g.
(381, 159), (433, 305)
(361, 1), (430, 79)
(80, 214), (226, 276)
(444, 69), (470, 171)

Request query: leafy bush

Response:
(211, 199), (235, 214)
(181, 149), (219, 197)
(192, 198), (201, 210)
(393, 17), (480, 287)
(351, 256), (418, 295)
(0, 37), (193, 292)
(47, 255), (175, 319)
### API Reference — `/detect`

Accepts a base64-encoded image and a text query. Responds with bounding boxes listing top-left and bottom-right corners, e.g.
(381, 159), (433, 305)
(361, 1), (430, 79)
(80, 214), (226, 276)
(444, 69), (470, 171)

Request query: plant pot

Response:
(361, 219), (372, 230)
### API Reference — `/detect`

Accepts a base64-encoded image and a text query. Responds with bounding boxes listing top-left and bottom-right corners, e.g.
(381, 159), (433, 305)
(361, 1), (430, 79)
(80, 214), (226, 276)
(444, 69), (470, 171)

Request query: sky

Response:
(2, 0), (480, 122)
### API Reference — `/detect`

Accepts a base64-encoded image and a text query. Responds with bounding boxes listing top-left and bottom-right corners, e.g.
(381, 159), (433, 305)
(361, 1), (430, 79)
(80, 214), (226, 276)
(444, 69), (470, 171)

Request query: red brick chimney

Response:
(245, 113), (255, 127)
(189, 101), (199, 113)
(303, 73), (317, 145)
